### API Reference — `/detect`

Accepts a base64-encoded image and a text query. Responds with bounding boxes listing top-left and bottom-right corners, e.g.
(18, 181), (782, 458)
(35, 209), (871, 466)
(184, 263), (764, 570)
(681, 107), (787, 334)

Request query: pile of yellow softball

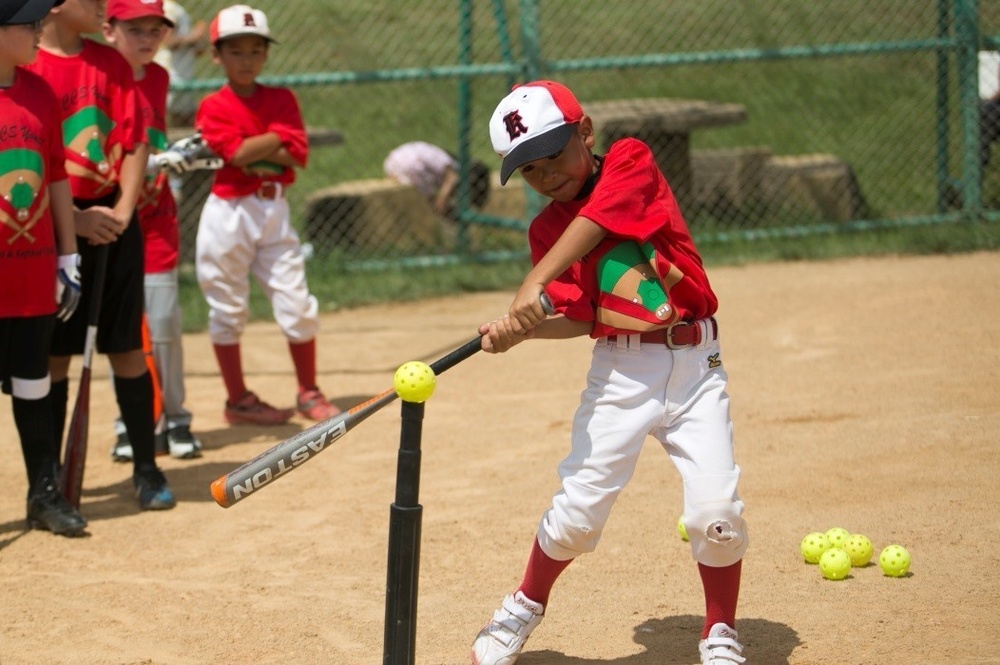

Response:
(799, 527), (911, 581)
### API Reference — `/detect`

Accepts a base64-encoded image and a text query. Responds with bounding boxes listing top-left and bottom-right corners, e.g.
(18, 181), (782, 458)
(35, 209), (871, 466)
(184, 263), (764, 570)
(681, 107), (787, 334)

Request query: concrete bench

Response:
(759, 153), (868, 222)
(691, 149), (868, 223)
(304, 178), (445, 254)
(691, 146), (774, 216)
(303, 169), (541, 255)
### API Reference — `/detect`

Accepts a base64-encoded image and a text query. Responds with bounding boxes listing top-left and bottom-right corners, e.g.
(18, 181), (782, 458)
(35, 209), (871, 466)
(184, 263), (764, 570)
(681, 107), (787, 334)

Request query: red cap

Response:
(105, 0), (174, 28)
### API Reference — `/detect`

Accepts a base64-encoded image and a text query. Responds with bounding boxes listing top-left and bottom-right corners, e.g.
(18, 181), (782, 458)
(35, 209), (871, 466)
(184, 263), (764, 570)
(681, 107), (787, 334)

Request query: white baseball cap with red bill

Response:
(490, 80), (585, 185)
(210, 4), (276, 45)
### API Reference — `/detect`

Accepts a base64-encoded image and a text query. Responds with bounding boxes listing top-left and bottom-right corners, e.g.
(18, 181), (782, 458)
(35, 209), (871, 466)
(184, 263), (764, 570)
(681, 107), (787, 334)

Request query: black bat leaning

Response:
(211, 294), (555, 508)
(61, 244), (110, 509)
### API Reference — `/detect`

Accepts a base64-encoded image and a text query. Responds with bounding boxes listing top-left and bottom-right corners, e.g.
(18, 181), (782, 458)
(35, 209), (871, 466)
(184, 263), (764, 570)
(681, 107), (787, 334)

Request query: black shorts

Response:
(50, 192), (145, 356)
(0, 315), (55, 394)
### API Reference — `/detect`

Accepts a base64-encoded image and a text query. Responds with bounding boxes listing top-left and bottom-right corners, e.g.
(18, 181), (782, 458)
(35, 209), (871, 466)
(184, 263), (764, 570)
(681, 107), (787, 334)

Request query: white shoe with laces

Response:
(471, 591), (544, 665)
(699, 622), (746, 664)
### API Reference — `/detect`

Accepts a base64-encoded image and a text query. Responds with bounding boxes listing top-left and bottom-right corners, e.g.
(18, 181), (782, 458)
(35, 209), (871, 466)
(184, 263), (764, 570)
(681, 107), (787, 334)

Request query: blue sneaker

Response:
(133, 464), (176, 510)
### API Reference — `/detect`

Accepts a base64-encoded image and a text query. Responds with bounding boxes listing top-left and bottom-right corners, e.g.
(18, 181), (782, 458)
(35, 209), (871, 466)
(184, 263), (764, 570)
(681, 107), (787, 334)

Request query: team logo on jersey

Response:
(594, 240), (682, 332)
(63, 106), (120, 196)
(0, 148), (47, 244)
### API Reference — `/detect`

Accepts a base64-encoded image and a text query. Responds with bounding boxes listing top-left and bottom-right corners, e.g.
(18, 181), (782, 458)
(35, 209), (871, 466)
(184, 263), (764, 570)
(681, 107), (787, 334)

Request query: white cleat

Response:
(471, 591), (544, 665)
(699, 622), (746, 664)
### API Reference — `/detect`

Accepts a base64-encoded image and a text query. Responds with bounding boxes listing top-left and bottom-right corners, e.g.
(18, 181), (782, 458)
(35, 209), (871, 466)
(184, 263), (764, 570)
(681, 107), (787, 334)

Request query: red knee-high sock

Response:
(213, 343), (247, 403)
(517, 538), (573, 608)
(288, 339), (317, 393)
(698, 559), (742, 637)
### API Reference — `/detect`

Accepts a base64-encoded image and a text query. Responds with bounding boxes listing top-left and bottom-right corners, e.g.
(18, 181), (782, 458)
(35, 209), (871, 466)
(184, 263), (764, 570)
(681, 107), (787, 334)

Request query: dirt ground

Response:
(0, 251), (997, 665)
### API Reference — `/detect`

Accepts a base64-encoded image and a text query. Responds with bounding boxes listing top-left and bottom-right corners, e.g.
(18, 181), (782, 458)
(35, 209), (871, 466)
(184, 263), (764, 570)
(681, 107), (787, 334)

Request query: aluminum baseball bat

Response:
(211, 294), (555, 508)
(61, 244), (109, 508)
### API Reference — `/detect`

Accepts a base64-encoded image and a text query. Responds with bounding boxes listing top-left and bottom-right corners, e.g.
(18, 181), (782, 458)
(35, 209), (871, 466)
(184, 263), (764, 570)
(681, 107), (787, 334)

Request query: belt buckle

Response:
(664, 321), (689, 350)
(257, 182), (278, 200)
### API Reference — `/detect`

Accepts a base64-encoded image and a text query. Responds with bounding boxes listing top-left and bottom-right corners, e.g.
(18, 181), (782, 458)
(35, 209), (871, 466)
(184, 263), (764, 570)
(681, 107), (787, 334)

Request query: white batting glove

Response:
(55, 253), (81, 322)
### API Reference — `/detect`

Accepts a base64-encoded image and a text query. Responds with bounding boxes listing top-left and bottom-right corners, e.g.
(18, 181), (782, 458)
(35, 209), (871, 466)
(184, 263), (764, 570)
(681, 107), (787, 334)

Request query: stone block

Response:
(304, 178), (441, 254)
(692, 146), (774, 214)
(760, 154), (868, 222)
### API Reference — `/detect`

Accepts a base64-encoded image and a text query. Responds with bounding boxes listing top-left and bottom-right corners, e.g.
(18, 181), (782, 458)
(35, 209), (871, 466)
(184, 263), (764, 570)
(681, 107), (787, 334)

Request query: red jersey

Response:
(136, 63), (178, 273)
(0, 68), (68, 317)
(25, 40), (143, 201)
(196, 83), (308, 198)
(530, 138), (718, 337)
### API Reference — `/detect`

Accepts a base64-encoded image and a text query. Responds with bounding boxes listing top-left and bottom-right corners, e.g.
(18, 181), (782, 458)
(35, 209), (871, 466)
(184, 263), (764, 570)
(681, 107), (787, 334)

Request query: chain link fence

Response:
(167, 0), (1000, 268)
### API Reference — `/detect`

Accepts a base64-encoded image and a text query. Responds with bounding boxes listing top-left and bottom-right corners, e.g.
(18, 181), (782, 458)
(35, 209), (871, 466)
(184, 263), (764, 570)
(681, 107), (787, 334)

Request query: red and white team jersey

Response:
(0, 68), (67, 317)
(25, 40), (143, 201)
(530, 138), (718, 337)
(136, 62), (179, 273)
(196, 83), (308, 198)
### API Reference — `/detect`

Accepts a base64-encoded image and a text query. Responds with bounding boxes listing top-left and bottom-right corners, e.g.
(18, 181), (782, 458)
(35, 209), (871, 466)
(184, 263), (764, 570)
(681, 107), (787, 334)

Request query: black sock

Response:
(13, 395), (57, 491)
(114, 373), (155, 467)
(49, 379), (69, 463)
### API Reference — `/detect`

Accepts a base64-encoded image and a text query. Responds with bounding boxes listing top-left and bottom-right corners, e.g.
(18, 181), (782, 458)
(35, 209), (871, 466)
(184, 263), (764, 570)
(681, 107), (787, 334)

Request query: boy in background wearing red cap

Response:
(471, 81), (748, 665)
(101, 0), (202, 463)
(1, 0), (87, 535)
(194, 4), (340, 426)
(26, 0), (176, 511)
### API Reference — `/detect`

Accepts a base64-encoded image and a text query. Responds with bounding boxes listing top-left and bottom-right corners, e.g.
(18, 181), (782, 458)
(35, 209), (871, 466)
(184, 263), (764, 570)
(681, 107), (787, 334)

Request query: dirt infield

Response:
(1, 251), (997, 664)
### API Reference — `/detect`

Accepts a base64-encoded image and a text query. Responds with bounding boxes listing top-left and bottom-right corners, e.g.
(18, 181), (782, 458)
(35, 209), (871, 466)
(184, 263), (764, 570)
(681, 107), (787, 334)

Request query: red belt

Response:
(636, 317), (718, 349)
(256, 182), (284, 200)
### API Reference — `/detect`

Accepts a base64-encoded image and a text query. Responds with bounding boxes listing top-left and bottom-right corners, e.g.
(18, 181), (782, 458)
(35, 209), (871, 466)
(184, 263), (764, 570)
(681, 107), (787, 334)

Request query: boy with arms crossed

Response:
(27, 0), (176, 511)
(102, 0), (202, 462)
(472, 81), (748, 665)
(1, 0), (86, 536)
(195, 4), (339, 426)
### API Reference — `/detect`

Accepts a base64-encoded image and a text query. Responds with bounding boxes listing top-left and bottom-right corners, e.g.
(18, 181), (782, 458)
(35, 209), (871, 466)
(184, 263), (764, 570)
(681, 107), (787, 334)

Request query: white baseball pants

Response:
(196, 193), (318, 346)
(537, 334), (748, 568)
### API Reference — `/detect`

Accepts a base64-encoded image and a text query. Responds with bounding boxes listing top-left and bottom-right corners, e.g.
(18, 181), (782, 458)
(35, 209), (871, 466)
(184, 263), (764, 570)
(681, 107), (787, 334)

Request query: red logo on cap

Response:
(243, 12), (256, 27)
(503, 111), (529, 142)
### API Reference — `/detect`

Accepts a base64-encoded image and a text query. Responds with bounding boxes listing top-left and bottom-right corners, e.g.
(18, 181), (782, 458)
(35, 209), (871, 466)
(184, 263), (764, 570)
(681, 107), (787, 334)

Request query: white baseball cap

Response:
(210, 4), (276, 45)
(490, 80), (584, 185)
